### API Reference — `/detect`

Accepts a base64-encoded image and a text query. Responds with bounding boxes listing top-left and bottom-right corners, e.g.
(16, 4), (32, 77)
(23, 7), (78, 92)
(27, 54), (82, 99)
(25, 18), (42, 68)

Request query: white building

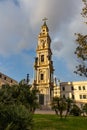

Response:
(60, 81), (87, 107)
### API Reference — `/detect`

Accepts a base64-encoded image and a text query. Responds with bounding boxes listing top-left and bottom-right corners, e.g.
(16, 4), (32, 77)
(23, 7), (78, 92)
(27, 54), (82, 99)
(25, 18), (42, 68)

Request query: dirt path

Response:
(35, 109), (55, 114)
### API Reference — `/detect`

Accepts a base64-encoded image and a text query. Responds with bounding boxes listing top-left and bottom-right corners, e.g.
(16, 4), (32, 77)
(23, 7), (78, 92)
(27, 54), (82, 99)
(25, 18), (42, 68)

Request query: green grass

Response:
(33, 114), (87, 130)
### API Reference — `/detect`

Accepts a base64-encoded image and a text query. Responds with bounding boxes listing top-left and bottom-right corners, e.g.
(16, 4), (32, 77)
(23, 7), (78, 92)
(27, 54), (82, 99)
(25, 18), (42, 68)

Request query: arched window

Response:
(41, 74), (44, 80)
(41, 55), (44, 62)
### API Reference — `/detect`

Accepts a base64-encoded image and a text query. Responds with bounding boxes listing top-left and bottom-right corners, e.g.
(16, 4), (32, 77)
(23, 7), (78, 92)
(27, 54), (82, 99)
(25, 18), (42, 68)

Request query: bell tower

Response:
(34, 18), (54, 107)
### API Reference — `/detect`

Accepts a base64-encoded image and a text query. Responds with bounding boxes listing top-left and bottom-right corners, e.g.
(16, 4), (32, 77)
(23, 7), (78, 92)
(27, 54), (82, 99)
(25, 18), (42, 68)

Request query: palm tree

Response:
(65, 98), (73, 118)
(51, 97), (67, 118)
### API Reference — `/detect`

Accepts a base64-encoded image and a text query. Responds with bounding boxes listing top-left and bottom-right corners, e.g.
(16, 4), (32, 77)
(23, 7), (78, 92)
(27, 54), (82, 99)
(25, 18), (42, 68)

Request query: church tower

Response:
(34, 18), (54, 107)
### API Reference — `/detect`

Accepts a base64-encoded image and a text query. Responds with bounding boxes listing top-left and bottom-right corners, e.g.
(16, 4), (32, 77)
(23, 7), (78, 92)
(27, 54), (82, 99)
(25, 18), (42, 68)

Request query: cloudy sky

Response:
(0, 0), (87, 83)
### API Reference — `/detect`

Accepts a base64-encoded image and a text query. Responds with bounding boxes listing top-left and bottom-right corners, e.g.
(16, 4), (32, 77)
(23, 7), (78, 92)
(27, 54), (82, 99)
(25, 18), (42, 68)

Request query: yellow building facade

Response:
(0, 72), (18, 87)
(33, 19), (54, 107)
(53, 86), (60, 97)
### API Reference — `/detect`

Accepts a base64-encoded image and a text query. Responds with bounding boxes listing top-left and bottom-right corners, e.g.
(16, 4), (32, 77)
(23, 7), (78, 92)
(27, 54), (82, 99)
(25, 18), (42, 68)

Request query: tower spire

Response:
(42, 17), (48, 25)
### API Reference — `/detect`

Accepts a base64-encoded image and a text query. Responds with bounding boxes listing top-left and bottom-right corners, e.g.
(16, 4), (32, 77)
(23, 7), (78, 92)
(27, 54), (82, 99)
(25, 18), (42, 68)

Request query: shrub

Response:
(70, 104), (81, 116)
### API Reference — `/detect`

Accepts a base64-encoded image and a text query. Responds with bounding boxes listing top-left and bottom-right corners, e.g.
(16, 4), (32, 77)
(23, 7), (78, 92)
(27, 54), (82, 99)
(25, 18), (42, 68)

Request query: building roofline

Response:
(60, 81), (87, 85)
(0, 72), (18, 84)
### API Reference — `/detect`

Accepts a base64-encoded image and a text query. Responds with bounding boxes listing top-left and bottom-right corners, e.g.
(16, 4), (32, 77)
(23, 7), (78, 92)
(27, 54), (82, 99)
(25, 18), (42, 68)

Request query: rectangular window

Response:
(78, 86), (81, 90)
(41, 55), (44, 62)
(83, 95), (86, 99)
(62, 86), (65, 91)
(83, 86), (85, 90)
(71, 86), (74, 90)
(79, 95), (82, 99)
(41, 74), (44, 80)
(4, 77), (7, 80)
(72, 94), (74, 99)
(11, 80), (13, 83)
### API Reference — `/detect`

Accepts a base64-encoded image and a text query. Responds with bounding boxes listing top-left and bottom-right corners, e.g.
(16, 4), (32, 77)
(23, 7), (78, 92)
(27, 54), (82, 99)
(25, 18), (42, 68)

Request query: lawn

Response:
(33, 114), (87, 130)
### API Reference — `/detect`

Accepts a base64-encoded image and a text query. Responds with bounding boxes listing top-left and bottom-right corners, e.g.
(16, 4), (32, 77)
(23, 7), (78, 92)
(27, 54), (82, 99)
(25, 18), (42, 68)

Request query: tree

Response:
(0, 104), (33, 130)
(16, 84), (39, 113)
(51, 97), (67, 118)
(74, 0), (87, 77)
(0, 84), (39, 130)
(65, 98), (73, 118)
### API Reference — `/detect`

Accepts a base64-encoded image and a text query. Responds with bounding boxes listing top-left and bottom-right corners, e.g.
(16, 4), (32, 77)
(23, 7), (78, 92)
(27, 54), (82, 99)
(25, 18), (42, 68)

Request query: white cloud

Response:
(0, 0), (83, 56)
(0, 0), (34, 56)
(52, 3), (87, 74)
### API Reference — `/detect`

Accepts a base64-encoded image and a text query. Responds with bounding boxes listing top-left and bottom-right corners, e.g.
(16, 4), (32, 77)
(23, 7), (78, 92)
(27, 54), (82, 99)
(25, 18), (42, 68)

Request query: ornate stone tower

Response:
(34, 18), (54, 107)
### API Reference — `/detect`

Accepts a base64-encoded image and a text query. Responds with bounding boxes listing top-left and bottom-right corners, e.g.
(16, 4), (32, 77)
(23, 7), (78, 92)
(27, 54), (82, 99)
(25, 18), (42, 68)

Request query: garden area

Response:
(0, 83), (87, 130)
(33, 114), (87, 130)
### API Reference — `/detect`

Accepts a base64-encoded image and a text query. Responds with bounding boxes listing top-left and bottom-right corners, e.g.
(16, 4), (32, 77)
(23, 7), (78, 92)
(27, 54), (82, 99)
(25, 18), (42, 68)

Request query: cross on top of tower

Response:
(42, 17), (48, 25)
